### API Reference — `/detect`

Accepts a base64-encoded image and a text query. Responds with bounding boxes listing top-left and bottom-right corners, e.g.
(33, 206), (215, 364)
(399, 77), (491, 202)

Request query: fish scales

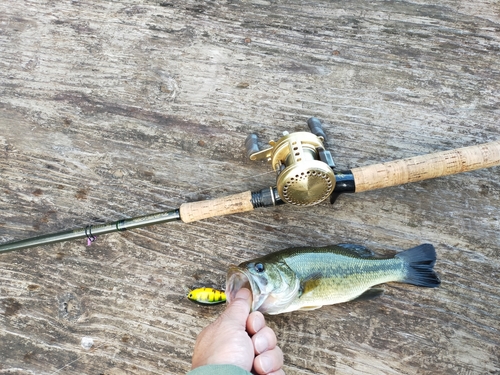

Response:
(226, 243), (440, 315)
(266, 248), (406, 307)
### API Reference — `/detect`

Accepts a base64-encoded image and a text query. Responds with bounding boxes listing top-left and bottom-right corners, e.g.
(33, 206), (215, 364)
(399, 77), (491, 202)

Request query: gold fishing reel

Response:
(245, 118), (336, 206)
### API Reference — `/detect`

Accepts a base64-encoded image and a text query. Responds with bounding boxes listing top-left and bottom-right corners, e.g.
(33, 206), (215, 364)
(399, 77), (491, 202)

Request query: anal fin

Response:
(351, 288), (384, 302)
(298, 305), (323, 311)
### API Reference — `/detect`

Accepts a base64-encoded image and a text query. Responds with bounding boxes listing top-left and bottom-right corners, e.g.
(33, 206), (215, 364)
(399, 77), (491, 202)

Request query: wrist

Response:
(187, 364), (252, 375)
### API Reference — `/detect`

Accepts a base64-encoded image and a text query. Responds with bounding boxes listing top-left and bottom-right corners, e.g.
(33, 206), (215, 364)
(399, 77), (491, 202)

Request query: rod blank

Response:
(0, 210), (181, 254)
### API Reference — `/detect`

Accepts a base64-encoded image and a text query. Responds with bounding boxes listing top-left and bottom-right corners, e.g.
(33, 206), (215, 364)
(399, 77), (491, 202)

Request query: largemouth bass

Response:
(226, 244), (440, 315)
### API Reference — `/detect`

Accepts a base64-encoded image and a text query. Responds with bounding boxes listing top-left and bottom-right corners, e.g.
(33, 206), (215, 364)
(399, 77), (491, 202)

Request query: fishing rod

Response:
(1, 118), (499, 254)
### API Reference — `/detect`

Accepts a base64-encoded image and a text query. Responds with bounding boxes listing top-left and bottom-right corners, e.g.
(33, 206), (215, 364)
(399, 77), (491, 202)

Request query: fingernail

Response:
(235, 288), (251, 300)
(258, 355), (273, 373)
(255, 335), (268, 354)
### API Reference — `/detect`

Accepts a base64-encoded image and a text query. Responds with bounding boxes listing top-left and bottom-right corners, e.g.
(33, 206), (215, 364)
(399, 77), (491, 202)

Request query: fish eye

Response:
(254, 263), (265, 273)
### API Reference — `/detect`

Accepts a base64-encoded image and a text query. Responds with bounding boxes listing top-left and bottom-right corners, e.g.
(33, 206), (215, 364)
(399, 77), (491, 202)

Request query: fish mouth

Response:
(226, 266), (264, 311)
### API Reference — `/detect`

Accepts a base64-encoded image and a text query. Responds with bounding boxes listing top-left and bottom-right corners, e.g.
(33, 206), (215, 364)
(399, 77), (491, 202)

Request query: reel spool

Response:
(245, 118), (336, 206)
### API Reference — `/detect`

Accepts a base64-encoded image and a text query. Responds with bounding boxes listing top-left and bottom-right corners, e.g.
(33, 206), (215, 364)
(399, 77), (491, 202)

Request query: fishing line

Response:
(1, 168), (275, 372)
(48, 330), (124, 375)
(0, 168), (275, 246)
(115, 169), (275, 217)
(2, 117), (500, 371)
(49, 308), (190, 375)
(46, 264), (204, 374)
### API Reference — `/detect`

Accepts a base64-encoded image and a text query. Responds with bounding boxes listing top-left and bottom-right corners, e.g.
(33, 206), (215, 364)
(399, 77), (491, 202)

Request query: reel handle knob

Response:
(307, 117), (327, 143)
(245, 133), (260, 159)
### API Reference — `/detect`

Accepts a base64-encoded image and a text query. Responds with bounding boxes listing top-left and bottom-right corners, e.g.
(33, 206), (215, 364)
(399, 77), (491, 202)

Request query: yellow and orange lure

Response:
(187, 287), (226, 305)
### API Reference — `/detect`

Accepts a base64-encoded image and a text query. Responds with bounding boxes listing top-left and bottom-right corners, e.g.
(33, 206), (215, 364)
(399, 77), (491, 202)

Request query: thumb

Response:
(220, 288), (252, 328)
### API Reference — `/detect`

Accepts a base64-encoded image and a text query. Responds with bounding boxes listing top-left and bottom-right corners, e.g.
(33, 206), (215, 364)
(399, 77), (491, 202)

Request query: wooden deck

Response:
(1, 1), (499, 374)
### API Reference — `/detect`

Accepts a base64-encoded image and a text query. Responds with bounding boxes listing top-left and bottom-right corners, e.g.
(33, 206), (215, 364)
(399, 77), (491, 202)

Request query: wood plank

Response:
(0, 0), (499, 374)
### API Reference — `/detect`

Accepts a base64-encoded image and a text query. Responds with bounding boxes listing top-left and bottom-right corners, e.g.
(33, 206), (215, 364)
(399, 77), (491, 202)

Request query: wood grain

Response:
(0, 1), (499, 375)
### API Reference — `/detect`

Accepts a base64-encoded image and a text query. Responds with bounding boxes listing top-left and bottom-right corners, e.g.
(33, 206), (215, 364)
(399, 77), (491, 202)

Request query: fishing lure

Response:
(187, 287), (226, 305)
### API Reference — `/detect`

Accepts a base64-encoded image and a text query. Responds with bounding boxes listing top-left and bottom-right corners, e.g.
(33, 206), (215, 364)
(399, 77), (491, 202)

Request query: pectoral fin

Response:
(298, 272), (323, 298)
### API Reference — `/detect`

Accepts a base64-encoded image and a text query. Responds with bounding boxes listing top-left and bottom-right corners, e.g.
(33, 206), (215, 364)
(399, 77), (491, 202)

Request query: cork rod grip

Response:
(352, 140), (500, 193)
(179, 191), (254, 223)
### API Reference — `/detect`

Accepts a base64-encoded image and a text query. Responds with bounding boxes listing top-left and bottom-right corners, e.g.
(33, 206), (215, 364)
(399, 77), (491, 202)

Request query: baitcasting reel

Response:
(245, 118), (338, 206)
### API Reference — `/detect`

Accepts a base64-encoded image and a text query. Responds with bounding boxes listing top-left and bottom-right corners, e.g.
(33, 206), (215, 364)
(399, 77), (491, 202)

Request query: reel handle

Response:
(307, 117), (327, 142)
(351, 140), (500, 193)
(245, 134), (260, 159)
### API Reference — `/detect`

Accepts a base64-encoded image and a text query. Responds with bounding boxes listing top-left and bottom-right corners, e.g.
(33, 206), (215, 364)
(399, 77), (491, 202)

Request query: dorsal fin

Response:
(333, 243), (376, 258)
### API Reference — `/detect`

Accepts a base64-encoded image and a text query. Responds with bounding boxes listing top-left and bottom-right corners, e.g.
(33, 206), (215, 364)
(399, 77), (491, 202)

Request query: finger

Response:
(219, 288), (252, 328)
(253, 346), (284, 375)
(246, 310), (266, 335)
(252, 326), (277, 355)
(267, 370), (286, 375)
(266, 370), (286, 375)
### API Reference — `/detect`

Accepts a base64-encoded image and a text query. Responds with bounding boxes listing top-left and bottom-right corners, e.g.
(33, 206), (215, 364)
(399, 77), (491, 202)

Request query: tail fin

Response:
(396, 244), (441, 287)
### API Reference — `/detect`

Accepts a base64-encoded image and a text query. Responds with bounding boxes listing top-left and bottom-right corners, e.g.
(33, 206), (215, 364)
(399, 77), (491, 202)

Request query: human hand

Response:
(191, 288), (284, 375)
